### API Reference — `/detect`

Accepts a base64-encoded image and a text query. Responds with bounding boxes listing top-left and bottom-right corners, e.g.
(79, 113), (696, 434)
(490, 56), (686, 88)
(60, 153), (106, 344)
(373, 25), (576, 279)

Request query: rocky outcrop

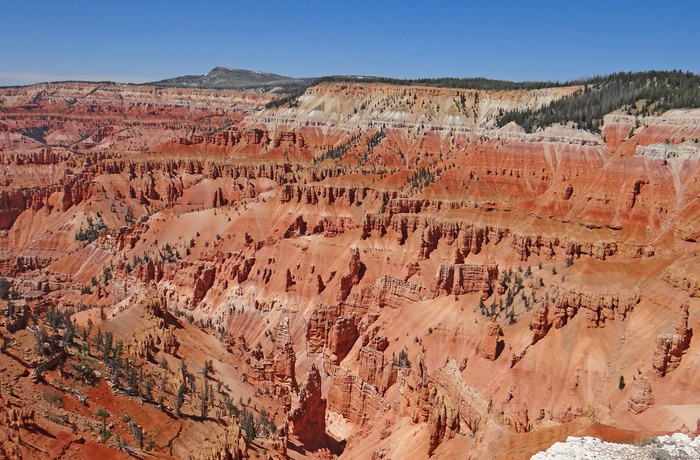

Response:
(281, 184), (382, 207)
(628, 375), (654, 414)
(375, 275), (423, 309)
(6, 147), (70, 165)
(305, 304), (340, 355)
(304, 303), (359, 370)
(285, 269), (295, 291)
(161, 328), (179, 355)
(551, 288), (639, 328)
(273, 317), (297, 389)
(200, 423), (246, 460)
(0, 183), (70, 229)
(428, 384), (460, 455)
(387, 198), (467, 215)
(311, 216), (357, 238)
(2, 299), (29, 333)
(652, 302), (692, 377)
(663, 265), (700, 297)
(501, 405), (530, 434)
(193, 265), (216, 306)
(325, 314), (359, 370)
(283, 215), (307, 238)
(134, 259), (164, 284)
(433, 360), (492, 433)
(338, 247), (365, 302)
(358, 336), (395, 394)
(432, 263), (498, 299)
(394, 353), (430, 425)
(478, 318), (503, 360)
(327, 366), (390, 424)
(510, 234), (558, 261)
(531, 303), (550, 345)
(289, 364), (326, 449)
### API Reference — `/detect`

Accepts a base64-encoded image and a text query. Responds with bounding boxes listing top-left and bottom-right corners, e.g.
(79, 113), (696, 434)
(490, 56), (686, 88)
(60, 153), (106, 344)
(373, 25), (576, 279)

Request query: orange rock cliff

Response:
(0, 79), (699, 459)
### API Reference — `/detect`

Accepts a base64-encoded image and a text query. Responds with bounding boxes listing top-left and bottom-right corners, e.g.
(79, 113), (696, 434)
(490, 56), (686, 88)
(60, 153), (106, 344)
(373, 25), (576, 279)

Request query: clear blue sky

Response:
(1, 0), (698, 86)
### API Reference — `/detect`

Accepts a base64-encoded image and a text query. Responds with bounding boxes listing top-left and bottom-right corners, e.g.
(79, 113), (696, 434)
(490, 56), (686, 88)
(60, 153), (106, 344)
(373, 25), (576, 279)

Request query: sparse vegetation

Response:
(393, 348), (410, 368)
(75, 214), (106, 243)
(20, 126), (47, 144)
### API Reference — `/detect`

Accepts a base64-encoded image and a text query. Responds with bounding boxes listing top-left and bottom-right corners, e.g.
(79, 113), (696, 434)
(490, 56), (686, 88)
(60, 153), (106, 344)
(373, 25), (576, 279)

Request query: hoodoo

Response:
(1, 70), (700, 459)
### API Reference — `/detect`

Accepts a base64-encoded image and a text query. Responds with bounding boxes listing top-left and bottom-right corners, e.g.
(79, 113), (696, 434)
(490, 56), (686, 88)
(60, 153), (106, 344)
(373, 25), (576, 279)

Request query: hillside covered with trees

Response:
(497, 70), (700, 132)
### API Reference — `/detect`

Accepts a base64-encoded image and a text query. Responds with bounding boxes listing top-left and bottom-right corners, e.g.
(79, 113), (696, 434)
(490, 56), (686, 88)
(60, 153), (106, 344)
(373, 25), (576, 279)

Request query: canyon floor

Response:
(0, 79), (699, 459)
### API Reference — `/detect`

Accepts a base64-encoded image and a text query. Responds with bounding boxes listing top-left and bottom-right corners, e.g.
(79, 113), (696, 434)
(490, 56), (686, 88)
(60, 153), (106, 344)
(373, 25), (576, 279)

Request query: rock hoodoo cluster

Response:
(0, 78), (699, 459)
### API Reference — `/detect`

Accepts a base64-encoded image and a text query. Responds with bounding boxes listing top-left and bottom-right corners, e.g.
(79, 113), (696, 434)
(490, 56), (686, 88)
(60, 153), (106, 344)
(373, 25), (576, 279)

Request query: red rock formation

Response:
(327, 366), (390, 424)
(652, 302), (692, 376)
(432, 360), (492, 433)
(289, 363), (326, 448)
(311, 216), (356, 237)
(338, 247), (365, 302)
(628, 375), (654, 414)
(531, 302), (550, 345)
(374, 275), (423, 309)
(478, 318), (503, 360)
(162, 328), (179, 356)
(4, 79), (700, 458)
(432, 263), (498, 299)
(193, 265), (216, 306)
(503, 405), (530, 433)
(394, 353), (430, 424)
(273, 317), (297, 389)
(358, 336), (394, 394)
(200, 423), (246, 460)
(551, 288), (639, 328)
(305, 304), (340, 355)
(428, 384), (460, 455)
(283, 215), (307, 238)
(325, 314), (359, 369)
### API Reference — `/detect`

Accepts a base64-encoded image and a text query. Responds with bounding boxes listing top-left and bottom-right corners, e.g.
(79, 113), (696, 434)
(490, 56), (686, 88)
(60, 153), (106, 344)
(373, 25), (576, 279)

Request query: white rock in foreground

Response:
(531, 434), (700, 459)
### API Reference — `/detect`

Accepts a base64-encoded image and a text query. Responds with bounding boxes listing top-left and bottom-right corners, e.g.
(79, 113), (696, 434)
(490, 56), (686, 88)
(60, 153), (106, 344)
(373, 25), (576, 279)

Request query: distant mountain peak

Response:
(149, 67), (314, 93)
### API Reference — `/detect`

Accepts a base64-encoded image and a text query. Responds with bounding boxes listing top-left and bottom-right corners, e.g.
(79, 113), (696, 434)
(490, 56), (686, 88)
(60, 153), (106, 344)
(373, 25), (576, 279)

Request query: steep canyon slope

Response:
(1, 79), (699, 459)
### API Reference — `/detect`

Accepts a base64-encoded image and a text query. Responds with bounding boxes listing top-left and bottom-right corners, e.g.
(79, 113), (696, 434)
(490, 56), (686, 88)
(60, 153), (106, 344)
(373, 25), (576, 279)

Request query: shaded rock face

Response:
(652, 302), (692, 377)
(305, 304), (340, 355)
(425, 360), (493, 454)
(328, 315), (359, 362)
(289, 364), (326, 449)
(273, 317), (297, 389)
(338, 247), (365, 301)
(193, 265), (216, 306)
(305, 304), (359, 373)
(428, 384), (460, 456)
(394, 353), (431, 425)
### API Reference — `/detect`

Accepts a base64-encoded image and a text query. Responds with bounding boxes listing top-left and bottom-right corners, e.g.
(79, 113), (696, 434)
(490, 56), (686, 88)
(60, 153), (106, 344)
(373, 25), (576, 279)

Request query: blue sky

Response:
(1, 0), (698, 86)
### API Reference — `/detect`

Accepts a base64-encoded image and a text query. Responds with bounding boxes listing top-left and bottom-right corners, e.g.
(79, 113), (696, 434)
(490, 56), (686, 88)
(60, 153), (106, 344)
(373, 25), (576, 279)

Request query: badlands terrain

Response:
(0, 71), (699, 459)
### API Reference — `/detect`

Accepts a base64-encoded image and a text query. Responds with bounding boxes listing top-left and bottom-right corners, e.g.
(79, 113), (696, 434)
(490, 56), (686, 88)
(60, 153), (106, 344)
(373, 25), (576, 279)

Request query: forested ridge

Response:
(270, 71), (700, 132)
(313, 75), (563, 91)
(497, 70), (700, 132)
